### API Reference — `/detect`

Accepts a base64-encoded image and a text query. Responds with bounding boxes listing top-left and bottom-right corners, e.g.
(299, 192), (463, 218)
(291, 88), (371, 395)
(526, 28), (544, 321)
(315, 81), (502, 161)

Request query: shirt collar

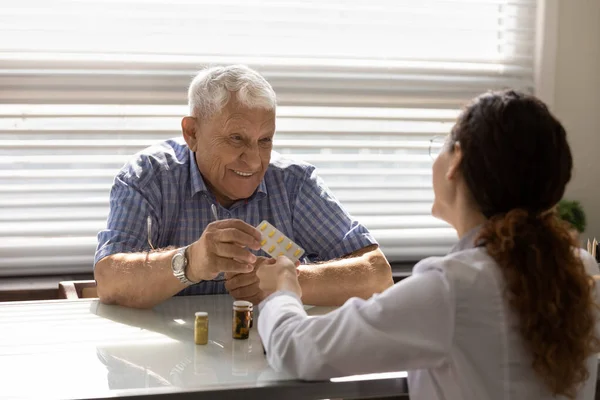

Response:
(448, 224), (483, 254)
(188, 149), (268, 201)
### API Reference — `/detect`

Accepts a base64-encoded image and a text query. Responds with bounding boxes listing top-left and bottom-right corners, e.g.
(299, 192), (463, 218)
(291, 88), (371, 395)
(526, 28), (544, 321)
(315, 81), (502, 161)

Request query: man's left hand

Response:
(224, 256), (276, 305)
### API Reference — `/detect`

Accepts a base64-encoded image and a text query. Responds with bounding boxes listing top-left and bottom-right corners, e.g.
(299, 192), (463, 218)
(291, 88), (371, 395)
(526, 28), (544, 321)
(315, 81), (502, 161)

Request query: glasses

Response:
(429, 135), (448, 160)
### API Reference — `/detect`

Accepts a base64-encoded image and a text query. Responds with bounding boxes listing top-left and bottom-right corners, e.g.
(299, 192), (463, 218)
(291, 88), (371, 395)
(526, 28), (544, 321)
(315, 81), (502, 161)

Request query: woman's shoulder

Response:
(411, 248), (506, 303)
(414, 248), (495, 277)
(414, 247), (599, 287)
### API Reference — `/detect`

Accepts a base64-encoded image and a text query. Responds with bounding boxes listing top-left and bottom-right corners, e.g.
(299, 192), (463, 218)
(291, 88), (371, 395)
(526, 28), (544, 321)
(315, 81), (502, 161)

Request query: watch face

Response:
(173, 253), (185, 274)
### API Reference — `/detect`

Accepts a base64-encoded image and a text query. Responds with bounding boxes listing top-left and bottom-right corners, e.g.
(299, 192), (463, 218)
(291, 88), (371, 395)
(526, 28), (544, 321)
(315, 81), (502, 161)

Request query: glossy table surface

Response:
(0, 295), (408, 400)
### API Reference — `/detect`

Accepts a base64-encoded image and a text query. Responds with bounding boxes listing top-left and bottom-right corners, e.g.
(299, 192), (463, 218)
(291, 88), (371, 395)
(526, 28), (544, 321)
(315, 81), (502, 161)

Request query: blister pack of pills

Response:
(256, 220), (305, 263)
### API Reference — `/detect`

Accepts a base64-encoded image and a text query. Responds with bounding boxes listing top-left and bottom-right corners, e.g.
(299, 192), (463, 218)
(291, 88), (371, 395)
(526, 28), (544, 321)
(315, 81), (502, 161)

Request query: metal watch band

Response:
(173, 245), (196, 286)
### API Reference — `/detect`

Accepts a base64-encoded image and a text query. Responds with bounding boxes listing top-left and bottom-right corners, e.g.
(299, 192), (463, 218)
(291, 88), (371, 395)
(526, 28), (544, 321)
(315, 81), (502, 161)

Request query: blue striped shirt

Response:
(95, 138), (377, 296)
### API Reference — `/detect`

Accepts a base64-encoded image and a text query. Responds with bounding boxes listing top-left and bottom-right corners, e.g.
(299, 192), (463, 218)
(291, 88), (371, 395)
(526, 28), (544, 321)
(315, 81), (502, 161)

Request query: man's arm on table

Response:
(95, 249), (185, 309)
(297, 244), (393, 306)
(95, 241), (391, 308)
(95, 219), (262, 309)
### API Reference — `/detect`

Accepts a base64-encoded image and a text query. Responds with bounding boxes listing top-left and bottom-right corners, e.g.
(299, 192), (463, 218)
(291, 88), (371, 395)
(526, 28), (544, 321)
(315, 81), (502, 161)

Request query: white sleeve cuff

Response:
(258, 290), (306, 351)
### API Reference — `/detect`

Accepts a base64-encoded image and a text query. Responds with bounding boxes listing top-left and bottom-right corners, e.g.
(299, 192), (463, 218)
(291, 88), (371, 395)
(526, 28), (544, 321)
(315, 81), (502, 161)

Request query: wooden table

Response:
(0, 295), (408, 399)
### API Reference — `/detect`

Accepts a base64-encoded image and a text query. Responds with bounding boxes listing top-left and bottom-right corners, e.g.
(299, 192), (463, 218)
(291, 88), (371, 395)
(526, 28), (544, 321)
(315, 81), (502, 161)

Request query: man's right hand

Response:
(185, 219), (263, 282)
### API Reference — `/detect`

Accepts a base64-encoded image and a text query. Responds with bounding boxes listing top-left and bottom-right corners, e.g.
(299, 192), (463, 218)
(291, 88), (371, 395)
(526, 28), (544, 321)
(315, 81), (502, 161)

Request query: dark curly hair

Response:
(450, 90), (599, 398)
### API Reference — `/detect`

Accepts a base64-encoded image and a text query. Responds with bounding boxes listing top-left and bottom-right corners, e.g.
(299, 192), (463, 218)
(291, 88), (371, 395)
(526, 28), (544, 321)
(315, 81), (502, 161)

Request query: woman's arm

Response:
(257, 262), (455, 380)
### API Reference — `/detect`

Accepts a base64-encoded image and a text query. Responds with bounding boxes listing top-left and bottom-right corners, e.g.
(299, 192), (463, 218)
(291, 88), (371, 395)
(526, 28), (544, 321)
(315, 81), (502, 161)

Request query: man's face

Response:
(183, 99), (276, 207)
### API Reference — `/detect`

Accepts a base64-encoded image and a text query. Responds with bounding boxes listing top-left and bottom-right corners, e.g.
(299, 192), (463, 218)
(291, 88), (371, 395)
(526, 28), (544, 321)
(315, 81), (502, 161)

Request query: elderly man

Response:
(94, 65), (393, 309)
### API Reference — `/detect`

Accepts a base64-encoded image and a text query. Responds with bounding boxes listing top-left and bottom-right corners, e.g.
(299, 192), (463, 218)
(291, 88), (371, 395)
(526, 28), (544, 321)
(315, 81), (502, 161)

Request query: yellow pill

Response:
(268, 230), (276, 238)
(268, 245), (276, 253)
(285, 242), (292, 250)
(278, 252), (284, 257)
(260, 223), (268, 231)
(276, 236), (284, 244)
(294, 249), (302, 257)
(260, 239), (267, 246)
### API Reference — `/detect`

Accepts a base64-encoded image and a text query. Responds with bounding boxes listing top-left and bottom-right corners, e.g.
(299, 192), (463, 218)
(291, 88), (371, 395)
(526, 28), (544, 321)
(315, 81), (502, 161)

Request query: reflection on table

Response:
(92, 295), (271, 390)
(0, 294), (408, 400)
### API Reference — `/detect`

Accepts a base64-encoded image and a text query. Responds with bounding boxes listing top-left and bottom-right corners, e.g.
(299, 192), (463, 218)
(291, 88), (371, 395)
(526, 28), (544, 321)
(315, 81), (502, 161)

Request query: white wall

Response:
(550, 0), (600, 242)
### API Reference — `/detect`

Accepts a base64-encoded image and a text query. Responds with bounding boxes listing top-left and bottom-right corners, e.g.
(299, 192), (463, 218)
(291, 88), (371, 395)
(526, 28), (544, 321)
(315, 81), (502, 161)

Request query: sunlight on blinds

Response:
(0, 0), (537, 275)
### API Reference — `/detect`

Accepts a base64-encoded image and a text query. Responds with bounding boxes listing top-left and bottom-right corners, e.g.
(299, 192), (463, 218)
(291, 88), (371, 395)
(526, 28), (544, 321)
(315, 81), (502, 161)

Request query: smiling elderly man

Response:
(94, 65), (393, 309)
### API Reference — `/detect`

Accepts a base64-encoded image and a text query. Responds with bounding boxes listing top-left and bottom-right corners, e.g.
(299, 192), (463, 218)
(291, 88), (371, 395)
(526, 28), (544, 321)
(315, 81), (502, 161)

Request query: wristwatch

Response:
(171, 245), (197, 285)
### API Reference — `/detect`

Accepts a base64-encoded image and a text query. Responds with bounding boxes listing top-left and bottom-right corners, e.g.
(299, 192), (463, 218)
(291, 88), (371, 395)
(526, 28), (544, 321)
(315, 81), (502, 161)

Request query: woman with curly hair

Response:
(256, 90), (600, 399)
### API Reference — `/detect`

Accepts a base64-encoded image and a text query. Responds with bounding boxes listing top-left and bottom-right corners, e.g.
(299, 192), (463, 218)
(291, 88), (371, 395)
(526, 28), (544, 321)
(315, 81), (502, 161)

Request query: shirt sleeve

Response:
(257, 262), (454, 380)
(94, 157), (163, 266)
(292, 167), (377, 261)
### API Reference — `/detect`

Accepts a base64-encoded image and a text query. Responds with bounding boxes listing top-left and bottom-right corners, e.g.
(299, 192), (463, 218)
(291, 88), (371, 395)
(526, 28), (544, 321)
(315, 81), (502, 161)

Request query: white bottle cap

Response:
(233, 300), (253, 309)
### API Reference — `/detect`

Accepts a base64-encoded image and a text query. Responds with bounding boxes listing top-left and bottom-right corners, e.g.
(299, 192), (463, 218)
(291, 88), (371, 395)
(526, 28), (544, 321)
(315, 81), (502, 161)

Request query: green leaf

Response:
(557, 199), (587, 233)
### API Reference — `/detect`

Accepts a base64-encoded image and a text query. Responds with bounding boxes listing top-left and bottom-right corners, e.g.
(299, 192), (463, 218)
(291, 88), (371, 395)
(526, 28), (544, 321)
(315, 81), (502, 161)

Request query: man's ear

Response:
(181, 116), (198, 151)
(446, 142), (463, 181)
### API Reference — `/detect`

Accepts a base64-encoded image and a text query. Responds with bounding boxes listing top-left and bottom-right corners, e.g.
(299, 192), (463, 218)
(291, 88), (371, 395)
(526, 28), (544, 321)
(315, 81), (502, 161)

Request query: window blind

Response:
(0, 0), (537, 276)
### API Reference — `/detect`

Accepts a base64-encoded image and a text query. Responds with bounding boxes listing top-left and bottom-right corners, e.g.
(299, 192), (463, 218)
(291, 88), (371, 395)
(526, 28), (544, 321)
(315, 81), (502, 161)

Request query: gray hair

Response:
(187, 65), (277, 119)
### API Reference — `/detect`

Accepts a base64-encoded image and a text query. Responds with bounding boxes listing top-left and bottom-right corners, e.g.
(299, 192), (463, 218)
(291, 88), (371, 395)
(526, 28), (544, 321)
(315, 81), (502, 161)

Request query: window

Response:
(0, 0), (537, 275)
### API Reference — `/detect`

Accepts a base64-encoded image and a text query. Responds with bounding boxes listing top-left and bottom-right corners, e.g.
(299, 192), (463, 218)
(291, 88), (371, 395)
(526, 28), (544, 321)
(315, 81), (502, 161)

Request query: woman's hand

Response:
(256, 256), (302, 299)
(224, 256), (276, 305)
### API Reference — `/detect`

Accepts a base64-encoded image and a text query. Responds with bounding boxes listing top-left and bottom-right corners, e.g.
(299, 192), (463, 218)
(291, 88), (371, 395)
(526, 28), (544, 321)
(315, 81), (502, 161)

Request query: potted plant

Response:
(556, 199), (586, 242)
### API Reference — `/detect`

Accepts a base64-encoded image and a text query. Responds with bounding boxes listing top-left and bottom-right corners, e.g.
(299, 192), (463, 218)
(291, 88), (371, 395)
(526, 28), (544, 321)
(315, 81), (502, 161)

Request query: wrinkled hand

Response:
(186, 219), (262, 282)
(225, 256), (276, 305)
(256, 256), (302, 298)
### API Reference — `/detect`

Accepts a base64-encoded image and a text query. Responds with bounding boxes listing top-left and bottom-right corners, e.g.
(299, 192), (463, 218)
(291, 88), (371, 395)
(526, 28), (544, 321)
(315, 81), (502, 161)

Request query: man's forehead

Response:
(220, 97), (274, 115)
(219, 108), (275, 127)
